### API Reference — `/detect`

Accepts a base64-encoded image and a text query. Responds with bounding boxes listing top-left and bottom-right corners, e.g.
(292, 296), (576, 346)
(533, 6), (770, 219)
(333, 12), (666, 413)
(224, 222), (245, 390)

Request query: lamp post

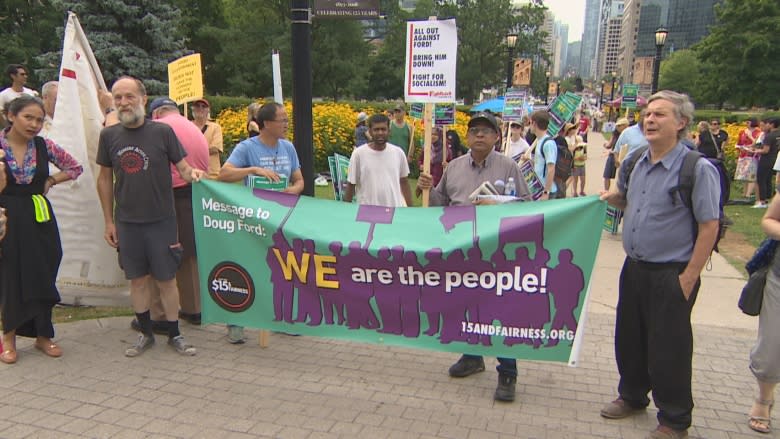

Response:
(599, 80), (605, 110)
(556, 80), (561, 97)
(652, 27), (668, 94)
(505, 33), (518, 90)
(544, 71), (551, 105)
(608, 71), (617, 121)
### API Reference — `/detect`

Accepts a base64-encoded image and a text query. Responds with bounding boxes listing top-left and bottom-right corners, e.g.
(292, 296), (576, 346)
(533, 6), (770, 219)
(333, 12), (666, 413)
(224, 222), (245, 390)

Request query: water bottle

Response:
(505, 177), (517, 196)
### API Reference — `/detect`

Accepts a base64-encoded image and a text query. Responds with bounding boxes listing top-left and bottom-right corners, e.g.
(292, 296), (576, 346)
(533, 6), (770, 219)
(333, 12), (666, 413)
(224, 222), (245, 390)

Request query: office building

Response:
(579, 0), (601, 78)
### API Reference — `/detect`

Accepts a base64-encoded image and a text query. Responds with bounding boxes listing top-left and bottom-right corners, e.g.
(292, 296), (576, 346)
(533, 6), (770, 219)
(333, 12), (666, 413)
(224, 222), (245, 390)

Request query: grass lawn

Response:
(315, 177), (423, 206)
(725, 204), (766, 248)
(52, 305), (134, 323)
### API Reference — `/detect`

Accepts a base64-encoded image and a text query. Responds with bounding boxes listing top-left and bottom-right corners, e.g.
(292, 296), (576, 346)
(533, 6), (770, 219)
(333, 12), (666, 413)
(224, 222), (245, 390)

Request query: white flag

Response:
(47, 12), (126, 288)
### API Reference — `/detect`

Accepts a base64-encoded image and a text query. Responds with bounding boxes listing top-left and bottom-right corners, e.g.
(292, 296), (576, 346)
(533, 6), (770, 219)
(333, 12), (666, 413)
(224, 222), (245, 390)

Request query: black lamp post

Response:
(608, 71), (617, 121)
(556, 80), (561, 96)
(652, 27), (668, 94)
(599, 80), (605, 109)
(544, 71), (550, 105)
(505, 33), (518, 90)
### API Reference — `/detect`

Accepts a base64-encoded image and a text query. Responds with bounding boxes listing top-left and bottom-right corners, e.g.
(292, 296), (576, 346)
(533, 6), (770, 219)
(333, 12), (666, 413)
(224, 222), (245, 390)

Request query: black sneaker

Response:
(178, 312), (201, 325)
(494, 373), (516, 402)
(130, 319), (168, 335)
(125, 333), (155, 357)
(448, 355), (485, 377)
(168, 335), (197, 356)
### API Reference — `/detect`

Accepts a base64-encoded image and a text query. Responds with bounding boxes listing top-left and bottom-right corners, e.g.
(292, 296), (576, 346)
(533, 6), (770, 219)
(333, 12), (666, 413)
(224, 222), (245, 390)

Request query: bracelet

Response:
(47, 176), (56, 186)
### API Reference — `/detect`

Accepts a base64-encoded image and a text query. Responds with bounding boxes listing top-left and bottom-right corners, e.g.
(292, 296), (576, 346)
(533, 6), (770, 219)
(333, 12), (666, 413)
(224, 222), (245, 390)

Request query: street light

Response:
(556, 80), (561, 96)
(652, 26), (668, 94)
(599, 80), (605, 110)
(505, 33), (518, 90)
(608, 71), (617, 121)
(544, 71), (551, 105)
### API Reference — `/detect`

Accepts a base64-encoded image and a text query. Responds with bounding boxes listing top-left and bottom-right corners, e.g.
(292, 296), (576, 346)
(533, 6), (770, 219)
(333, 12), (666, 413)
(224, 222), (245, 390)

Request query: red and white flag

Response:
(47, 12), (126, 288)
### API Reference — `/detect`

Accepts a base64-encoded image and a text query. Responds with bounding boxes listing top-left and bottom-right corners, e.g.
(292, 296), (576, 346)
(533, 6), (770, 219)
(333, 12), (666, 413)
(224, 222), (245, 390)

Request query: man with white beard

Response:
(96, 76), (205, 358)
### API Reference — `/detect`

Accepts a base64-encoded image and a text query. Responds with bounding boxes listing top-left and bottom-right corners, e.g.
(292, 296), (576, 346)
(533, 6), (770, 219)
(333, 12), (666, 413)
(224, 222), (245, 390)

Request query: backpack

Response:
(623, 145), (727, 253)
(539, 136), (574, 187)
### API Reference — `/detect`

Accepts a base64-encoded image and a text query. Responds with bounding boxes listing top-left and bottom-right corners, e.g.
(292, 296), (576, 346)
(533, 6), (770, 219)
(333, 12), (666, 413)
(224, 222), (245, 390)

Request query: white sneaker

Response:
(752, 203), (768, 209)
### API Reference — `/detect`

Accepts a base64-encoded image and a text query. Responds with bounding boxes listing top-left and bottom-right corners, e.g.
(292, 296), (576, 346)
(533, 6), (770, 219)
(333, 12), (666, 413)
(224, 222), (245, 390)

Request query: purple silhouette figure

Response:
(268, 230), (295, 323)
(295, 239), (323, 326)
(420, 248), (446, 337)
(342, 241), (380, 330)
(439, 249), (474, 344)
(546, 249), (584, 347)
(322, 242), (347, 325)
(373, 247), (403, 335)
(466, 244), (497, 346)
(502, 247), (551, 348)
(397, 247), (421, 338)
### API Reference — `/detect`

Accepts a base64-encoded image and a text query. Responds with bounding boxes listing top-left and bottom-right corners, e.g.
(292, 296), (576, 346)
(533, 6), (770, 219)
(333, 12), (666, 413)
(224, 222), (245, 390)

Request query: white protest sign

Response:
(404, 19), (457, 103)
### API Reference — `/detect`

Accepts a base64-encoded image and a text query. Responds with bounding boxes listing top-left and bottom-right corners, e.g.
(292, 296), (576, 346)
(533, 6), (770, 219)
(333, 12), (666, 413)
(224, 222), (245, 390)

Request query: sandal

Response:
(0, 349), (17, 364)
(749, 398), (774, 434)
(35, 340), (62, 358)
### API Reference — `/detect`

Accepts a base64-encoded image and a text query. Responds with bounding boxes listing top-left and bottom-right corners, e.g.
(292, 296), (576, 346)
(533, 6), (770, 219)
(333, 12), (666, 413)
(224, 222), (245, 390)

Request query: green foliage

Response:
(169, 0), (227, 94)
(38, 0), (188, 95)
(695, 0), (780, 108)
(312, 19), (370, 100)
(658, 49), (703, 103)
(0, 0), (62, 87)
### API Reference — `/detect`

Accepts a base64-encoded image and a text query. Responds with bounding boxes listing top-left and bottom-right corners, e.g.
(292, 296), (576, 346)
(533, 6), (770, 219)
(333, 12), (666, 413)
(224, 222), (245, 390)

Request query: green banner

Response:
(194, 180), (606, 365)
(622, 84), (639, 109)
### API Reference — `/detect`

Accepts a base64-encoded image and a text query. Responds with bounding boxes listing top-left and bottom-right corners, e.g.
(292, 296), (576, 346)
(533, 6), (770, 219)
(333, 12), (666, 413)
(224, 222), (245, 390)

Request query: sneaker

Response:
(130, 319), (168, 335)
(494, 373), (516, 402)
(178, 311), (201, 325)
(752, 203), (768, 209)
(168, 335), (196, 356)
(227, 325), (246, 344)
(646, 425), (688, 439)
(125, 333), (155, 357)
(600, 397), (646, 419)
(448, 355), (485, 377)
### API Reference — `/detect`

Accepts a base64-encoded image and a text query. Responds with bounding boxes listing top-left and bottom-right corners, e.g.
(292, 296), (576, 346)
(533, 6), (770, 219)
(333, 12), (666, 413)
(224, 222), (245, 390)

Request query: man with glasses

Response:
(218, 102), (304, 343)
(0, 64), (38, 126)
(417, 112), (530, 402)
(710, 119), (728, 154)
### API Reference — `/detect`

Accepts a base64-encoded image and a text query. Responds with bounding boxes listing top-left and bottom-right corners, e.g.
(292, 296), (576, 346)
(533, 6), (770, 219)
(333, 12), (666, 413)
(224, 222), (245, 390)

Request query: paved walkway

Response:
(1, 132), (768, 439)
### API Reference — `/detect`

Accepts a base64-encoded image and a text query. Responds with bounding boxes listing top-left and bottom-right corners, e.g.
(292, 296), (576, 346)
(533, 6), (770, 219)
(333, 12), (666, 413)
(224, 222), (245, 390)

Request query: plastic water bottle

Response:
(505, 177), (517, 196)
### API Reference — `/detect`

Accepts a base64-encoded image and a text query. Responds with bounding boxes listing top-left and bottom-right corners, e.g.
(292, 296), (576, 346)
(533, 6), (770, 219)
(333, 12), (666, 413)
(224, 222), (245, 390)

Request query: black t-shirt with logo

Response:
(97, 120), (186, 223)
(759, 129), (780, 169)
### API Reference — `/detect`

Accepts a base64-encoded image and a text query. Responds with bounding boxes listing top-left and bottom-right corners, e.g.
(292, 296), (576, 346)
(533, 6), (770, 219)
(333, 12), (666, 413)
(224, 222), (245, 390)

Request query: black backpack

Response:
(538, 136), (574, 187)
(623, 145), (727, 253)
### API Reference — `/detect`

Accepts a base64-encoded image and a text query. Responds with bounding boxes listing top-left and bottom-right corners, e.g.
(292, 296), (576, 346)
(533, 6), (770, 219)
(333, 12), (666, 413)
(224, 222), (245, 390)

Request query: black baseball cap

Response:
(468, 112), (499, 133)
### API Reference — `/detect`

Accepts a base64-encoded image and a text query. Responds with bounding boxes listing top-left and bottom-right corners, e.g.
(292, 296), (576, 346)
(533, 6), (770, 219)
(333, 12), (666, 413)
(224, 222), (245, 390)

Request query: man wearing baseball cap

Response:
(416, 111), (531, 402)
(191, 99), (224, 178)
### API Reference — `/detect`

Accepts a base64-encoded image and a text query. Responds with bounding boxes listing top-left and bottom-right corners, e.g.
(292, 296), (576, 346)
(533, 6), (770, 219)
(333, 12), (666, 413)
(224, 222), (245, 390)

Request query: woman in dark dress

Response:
(0, 95), (83, 364)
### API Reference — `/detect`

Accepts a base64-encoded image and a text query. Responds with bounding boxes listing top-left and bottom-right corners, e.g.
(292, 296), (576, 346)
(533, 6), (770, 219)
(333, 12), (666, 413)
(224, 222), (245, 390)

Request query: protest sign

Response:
(168, 53), (203, 104)
(622, 84), (639, 109)
(404, 19), (457, 103)
(547, 92), (582, 137)
(434, 103), (455, 126)
(409, 103), (424, 119)
(194, 180), (606, 365)
(328, 156), (339, 200)
(503, 89), (528, 122)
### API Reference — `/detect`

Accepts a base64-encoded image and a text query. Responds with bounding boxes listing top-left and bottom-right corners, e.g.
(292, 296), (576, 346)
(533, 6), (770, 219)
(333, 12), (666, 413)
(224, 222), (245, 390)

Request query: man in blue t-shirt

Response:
(529, 110), (560, 199)
(219, 102), (304, 194)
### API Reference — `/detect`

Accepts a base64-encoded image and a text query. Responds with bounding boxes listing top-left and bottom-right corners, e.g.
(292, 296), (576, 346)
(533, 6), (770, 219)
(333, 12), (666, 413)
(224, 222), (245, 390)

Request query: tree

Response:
(311, 19), (370, 100)
(0, 0), (62, 87)
(169, 0), (227, 94)
(38, 0), (188, 95)
(657, 49), (702, 103)
(695, 0), (780, 108)
(364, 0), (409, 100)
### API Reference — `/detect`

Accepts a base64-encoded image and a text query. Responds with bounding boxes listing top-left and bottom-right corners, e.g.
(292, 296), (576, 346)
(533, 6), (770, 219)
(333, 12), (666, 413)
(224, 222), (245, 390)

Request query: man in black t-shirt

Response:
(97, 76), (206, 358)
(755, 118), (780, 207)
(710, 119), (729, 153)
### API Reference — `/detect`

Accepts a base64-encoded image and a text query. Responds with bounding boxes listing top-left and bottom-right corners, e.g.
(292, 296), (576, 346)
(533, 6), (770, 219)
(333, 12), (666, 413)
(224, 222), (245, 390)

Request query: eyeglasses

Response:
(468, 127), (496, 135)
(711, 122), (719, 125)
(272, 118), (289, 123)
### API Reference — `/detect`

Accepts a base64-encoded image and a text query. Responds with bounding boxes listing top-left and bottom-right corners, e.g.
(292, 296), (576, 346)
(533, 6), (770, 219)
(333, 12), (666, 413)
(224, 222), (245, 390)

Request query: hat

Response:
(149, 97), (178, 113)
(616, 117), (630, 127)
(192, 98), (209, 107)
(468, 112), (499, 133)
(393, 103), (405, 112)
(357, 112), (368, 122)
(564, 122), (577, 132)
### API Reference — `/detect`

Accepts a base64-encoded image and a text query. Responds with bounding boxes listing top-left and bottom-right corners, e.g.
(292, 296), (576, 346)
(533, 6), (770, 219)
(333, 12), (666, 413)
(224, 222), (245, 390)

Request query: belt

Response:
(627, 257), (687, 270)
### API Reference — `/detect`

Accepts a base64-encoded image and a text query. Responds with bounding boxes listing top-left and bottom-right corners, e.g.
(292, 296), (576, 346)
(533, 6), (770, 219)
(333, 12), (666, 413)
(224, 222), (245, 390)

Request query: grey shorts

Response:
(572, 166), (586, 177)
(117, 217), (182, 281)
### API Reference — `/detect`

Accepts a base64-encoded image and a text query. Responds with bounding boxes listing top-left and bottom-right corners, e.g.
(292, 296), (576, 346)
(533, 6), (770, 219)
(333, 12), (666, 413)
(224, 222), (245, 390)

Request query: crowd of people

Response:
(1, 62), (779, 438)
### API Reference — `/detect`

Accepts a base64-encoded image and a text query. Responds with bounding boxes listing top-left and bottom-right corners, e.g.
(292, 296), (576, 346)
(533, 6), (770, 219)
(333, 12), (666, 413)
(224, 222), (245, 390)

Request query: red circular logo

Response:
(207, 262), (255, 312)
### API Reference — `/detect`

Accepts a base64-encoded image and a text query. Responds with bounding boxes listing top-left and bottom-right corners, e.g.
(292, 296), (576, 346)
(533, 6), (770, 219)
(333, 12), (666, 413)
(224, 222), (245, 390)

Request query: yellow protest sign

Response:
(168, 54), (203, 104)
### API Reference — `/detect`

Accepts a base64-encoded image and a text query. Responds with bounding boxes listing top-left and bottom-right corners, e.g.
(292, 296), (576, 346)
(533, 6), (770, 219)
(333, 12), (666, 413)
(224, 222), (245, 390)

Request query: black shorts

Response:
(603, 153), (617, 179)
(117, 217), (182, 281)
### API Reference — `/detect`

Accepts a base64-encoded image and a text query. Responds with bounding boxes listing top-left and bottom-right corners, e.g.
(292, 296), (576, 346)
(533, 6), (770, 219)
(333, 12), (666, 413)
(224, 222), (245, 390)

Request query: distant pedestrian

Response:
(734, 118), (760, 199)
(191, 98), (224, 179)
(354, 112), (371, 148)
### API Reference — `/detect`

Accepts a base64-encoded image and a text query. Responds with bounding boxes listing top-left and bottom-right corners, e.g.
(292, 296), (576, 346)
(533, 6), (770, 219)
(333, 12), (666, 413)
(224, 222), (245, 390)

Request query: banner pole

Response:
(421, 103), (433, 207)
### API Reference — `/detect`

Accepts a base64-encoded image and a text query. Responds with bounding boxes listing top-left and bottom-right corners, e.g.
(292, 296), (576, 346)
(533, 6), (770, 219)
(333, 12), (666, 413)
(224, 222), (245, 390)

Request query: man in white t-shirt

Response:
(0, 64), (38, 124)
(507, 121), (530, 160)
(343, 113), (413, 207)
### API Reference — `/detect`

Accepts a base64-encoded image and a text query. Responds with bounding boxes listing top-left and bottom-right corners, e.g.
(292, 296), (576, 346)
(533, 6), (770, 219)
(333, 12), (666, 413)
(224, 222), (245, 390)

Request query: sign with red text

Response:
(404, 19), (457, 103)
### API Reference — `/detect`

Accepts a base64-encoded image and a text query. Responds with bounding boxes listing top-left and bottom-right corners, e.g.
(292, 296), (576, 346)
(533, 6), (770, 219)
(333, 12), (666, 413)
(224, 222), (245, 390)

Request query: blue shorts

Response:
(117, 217), (182, 281)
